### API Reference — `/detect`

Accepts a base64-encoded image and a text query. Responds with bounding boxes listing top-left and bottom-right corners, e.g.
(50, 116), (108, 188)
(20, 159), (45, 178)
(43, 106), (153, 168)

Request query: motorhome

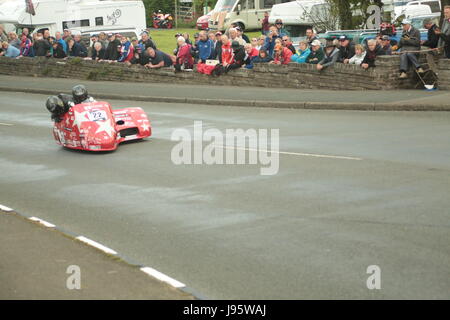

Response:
(208, 0), (291, 31)
(0, 0), (146, 35)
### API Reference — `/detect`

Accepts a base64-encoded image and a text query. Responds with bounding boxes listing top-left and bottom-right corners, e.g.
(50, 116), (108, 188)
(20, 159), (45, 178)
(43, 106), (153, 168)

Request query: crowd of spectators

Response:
(0, 5), (449, 80)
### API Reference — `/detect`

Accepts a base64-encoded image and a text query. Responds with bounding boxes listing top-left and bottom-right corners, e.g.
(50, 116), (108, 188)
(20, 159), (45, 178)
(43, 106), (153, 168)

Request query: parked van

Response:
(208, 0), (291, 31)
(393, 0), (441, 20)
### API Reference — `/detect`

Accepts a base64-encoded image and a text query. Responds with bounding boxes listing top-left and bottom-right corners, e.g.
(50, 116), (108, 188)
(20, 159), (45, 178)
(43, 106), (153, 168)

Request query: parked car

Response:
(197, 13), (211, 30)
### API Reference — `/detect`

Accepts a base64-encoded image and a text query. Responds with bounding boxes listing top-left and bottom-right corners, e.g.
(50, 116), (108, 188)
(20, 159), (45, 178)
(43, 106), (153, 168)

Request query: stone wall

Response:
(0, 54), (446, 90)
(437, 59), (450, 90)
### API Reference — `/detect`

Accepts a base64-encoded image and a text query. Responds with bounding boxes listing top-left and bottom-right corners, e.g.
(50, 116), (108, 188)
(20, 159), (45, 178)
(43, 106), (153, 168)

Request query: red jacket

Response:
(274, 47), (293, 65)
(177, 44), (194, 68)
(248, 48), (259, 58)
(221, 42), (234, 65)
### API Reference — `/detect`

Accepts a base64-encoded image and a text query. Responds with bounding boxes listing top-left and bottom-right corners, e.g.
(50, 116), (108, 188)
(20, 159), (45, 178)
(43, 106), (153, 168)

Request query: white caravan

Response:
(0, 0), (146, 35)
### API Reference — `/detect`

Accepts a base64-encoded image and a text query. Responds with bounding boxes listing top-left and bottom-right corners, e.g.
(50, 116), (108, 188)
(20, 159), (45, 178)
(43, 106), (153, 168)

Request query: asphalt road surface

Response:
(1, 92), (449, 299)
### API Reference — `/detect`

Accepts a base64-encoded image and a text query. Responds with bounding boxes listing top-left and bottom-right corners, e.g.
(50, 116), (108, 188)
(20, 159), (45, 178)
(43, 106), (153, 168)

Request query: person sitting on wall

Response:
(175, 36), (194, 71)
(398, 19), (424, 79)
(225, 40), (247, 72)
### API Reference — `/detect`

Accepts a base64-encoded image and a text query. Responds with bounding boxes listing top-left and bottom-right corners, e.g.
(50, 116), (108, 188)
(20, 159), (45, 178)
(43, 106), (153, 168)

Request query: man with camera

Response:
(398, 19), (423, 79)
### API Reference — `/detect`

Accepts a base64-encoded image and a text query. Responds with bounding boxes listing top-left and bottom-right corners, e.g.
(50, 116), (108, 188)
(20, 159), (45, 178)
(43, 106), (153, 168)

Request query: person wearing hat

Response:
(62, 29), (71, 40)
(104, 33), (121, 61)
(306, 39), (324, 64)
(224, 40), (246, 72)
(398, 19), (423, 79)
(316, 39), (340, 70)
(139, 31), (156, 50)
(380, 35), (392, 55)
(270, 43), (293, 65)
(421, 18), (439, 49)
(337, 35), (355, 63)
(236, 26), (250, 44)
(274, 19), (289, 37)
(435, 5), (450, 58)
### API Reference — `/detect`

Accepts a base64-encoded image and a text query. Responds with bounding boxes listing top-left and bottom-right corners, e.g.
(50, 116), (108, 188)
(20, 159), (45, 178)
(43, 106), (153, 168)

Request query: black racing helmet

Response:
(46, 95), (64, 114)
(72, 84), (88, 104)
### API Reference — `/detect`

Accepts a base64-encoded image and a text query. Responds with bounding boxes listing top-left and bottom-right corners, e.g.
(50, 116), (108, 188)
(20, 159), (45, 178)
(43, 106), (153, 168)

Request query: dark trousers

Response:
(400, 53), (420, 72)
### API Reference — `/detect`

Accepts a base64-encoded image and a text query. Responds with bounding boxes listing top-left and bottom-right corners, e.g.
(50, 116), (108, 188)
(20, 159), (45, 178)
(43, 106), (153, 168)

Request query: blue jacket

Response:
(57, 39), (68, 53)
(263, 35), (280, 57)
(291, 48), (311, 64)
(4, 45), (20, 58)
(118, 41), (133, 62)
(198, 39), (214, 62)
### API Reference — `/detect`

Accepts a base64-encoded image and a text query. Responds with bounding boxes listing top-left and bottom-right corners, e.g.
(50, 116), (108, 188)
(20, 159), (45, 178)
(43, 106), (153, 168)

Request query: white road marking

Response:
(0, 204), (13, 211)
(140, 267), (186, 288)
(0, 122), (13, 126)
(29, 217), (56, 228)
(217, 145), (363, 161)
(76, 236), (118, 255)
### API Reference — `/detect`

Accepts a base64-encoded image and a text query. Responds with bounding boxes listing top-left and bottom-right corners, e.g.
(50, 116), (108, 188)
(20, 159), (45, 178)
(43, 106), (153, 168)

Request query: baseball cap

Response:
(235, 26), (242, 32)
(423, 18), (433, 25)
(311, 39), (321, 46)
(107, 33), (114, 37)
(402, 19), (411, 25)
(381, 35), (390, 41)
(339, 35), (349, 41)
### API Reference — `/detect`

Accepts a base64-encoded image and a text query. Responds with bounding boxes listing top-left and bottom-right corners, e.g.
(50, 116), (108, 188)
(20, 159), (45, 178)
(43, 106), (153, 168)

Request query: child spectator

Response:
(345, 44), (366, 65)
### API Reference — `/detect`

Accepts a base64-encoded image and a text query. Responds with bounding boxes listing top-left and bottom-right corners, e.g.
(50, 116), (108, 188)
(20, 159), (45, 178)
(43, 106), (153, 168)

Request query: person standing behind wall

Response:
(436, 5), (450, 58)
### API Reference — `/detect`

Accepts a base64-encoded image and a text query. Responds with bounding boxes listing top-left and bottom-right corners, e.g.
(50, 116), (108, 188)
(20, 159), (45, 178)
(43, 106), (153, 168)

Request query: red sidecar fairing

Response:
(52, 101), (151, 151)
